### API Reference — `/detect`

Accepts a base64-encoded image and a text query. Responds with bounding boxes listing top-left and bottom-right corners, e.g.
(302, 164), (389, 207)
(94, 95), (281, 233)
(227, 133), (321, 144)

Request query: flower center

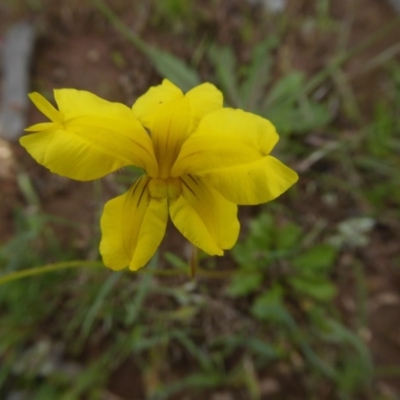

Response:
(148, 177), (182, 201)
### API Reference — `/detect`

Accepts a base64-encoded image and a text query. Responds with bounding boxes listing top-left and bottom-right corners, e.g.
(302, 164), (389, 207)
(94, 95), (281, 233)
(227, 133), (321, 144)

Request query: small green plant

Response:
(227, 212), (373, 397)
(208, 43), (332, 135)
(150, 0), (194, 31)
(353, 62), (400, 211)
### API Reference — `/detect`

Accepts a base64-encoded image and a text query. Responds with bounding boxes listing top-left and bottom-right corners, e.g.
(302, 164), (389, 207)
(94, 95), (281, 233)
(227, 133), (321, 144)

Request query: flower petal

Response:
(56, 89), (158, 176)
(150, 99), (191, 178)
(169, 176), (239, 255)
(54, 89), (135, 121)
(25, 122), (55, 132)
(20, 90), (158, 180)
(132, 79), (183, 129)
(171, 108), (279, 177)
(131, 81), (224, 179)
(100, 176), (168, 271)
(185, 83), (223, 133)
(133, 80), (223, 133)
(28, 92), (61, 122)
(201, 156), (299, 205)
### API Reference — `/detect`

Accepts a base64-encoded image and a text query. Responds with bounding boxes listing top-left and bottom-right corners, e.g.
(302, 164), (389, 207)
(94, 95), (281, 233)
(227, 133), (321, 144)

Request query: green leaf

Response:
(289, 277), (337, 302)
(324, 319), (373, 391)
(366, 100), (395, 158)
(172, 331), (213, 371)
(292, 244), (337, 276)
(164, 252), (188, 270)
(251, 285), (295, 327)
(226, 272), (263, 297)
(147, 47), (201, 92)
(92, 0), (200, 92)
(276, 222), (302, 250)
(125, 254), (158, 325)
(260, 71), (331, 134)
(208, 45), (241, 107)
(240, 39), (273, 110)
(266, 100), (331, 134)
(246, 337), (282, 361)
(154, 372), (224, 400)
(263, 71), (304, 108)
(80, 271), (121, 341)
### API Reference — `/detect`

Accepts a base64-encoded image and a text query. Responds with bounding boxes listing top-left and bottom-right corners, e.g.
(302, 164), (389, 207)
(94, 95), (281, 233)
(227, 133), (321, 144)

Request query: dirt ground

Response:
(1, 0), (400, 399)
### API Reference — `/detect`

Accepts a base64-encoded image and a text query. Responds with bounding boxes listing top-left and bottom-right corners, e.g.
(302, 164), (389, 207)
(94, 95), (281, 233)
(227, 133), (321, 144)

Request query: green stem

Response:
(91, 0), (149, 55)
(272, 16), (400, 109)
(304, 16), (400, 95)
(0, 261), (103, 285)
(0, 259), (247, 285)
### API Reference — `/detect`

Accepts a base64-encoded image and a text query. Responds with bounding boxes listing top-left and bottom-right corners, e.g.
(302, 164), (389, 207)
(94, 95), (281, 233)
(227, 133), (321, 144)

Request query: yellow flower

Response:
(21, 80), (298, 271)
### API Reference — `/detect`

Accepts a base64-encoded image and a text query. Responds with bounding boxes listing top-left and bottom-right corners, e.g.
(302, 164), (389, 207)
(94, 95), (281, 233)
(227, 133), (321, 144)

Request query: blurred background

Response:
(0, 0), (400, 399)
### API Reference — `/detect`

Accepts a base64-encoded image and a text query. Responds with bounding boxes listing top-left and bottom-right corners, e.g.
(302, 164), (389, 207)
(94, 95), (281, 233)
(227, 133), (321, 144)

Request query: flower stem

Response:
(0, 260), (103, 285)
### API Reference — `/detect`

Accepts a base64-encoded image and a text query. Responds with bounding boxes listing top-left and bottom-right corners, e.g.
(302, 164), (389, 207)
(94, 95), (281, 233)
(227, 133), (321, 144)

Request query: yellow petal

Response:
(100, 176), (168, 271)
(132, 81), (223, 179)
(171, 108), (279, 177)
(169, 175), (239, 255)
(150, 98), (191, 178)
(28, 92), (61, 123)
(56, 90), (158, 176)
(20, 90), (158, 180)
(201, 156), (299, 205)
(132, 79), (183, 129)
(25, 122), (55, 132)
(132, 80), (223, 133)
(54, 89), (136, 122)
(185, 83), (223, 133)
